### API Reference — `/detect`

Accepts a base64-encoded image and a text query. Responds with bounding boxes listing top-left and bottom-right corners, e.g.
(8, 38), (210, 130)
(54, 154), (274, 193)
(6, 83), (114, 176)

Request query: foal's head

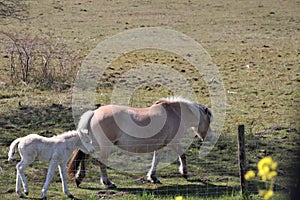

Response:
(77, 129), (95, 154)
(192, 104), (213, 140)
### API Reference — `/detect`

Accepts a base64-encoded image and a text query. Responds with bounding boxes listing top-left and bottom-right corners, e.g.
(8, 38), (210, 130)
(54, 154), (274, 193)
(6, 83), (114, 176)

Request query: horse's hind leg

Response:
(99, 148), (116, 188)
(75, 152), (89, 187)
(147, 150), (162, 184)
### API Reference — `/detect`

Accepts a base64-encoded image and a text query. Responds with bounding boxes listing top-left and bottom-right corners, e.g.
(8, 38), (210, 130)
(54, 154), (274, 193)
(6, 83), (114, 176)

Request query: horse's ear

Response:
(154, 100), (162, 104)
(204, 107), (213, 122)
(204, 107), (208, 114)
(154, 100), (167, 105)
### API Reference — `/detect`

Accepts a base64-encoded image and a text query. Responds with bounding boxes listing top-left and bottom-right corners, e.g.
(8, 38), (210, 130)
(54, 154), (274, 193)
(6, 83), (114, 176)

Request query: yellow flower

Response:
(259, 189), (274, 199)
(271, 162), (277, 170)
(257, 157), (277, 180)
(258, 157), (272, 171)
(175, 196), (183, 200)
(258, 166), (270, 176)
(259, 189), (266, 197)
(244, 170), (256, 180)
(267, 171), (277, 179)
(264, 190), (274, 200)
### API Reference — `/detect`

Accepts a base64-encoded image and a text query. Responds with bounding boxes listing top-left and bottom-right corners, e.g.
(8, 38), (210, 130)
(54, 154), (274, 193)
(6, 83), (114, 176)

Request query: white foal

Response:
(8, 129), (95, 200)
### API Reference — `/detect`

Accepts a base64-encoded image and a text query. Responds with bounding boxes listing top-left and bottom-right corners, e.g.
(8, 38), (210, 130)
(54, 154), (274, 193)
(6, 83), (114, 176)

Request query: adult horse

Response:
(68, 97), (213, 188)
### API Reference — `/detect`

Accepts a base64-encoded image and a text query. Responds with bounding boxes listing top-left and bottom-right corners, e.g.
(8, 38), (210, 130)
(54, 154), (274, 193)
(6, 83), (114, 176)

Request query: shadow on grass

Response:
(118, 183), (239, 198)
(0, 103), (74, 146)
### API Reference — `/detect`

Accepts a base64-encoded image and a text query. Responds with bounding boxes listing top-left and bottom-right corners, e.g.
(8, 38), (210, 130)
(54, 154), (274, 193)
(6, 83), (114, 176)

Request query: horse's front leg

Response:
(58, 163), (74, 199)
(169, 144), (188, 179)
(42, 160), (58, 200)
(99, 148), (116, 188)
(147, 150), (162, 184)
(178, 153), (188, 179)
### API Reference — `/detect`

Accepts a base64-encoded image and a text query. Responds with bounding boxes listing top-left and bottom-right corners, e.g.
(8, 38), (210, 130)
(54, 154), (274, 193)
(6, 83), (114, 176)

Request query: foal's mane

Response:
(53, 130), (78, 140)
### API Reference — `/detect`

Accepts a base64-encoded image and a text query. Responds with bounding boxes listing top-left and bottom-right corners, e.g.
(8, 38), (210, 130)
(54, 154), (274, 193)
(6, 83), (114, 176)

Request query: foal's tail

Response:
(8, 138), (21, 161)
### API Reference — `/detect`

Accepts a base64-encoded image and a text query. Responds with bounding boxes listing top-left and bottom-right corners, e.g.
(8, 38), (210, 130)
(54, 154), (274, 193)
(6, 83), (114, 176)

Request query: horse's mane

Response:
(53, 130), (78, 140)
(157, 96), (213, 122)
(159, 96), (193, 104)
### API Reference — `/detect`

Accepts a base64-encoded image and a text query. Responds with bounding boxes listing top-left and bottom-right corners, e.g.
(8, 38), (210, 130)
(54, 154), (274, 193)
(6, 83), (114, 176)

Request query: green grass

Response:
(0, 0), (299, 199)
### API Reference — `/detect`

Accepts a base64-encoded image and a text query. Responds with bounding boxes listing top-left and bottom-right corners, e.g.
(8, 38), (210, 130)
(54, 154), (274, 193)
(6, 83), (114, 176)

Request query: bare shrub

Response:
(1, 30), (81, 90)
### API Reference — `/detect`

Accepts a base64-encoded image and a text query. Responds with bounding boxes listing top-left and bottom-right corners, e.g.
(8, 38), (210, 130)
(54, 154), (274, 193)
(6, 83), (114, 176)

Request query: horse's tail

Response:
(8, 138), (21, 161)
(77, 110), (94, 132)
(67, 149), (83, 176)
(67, 110), (94, 185)
(68, 110), (93, 176)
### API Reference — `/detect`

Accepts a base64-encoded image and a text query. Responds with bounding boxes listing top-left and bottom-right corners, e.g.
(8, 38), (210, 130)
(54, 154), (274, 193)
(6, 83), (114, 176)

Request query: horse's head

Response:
(192, 105), (213, 140)
(78, 129), (95, 154)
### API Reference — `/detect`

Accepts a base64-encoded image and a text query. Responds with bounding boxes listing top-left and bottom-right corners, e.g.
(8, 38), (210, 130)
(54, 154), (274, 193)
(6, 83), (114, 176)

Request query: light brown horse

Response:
(68, 97), (213, 188)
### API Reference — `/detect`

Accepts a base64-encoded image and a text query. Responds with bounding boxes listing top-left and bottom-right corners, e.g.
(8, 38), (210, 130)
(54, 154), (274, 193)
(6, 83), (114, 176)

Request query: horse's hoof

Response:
(183, 174), (189, 179)
(42, 197), (47, 200)
(153, 179), (161, 184)
(107, 183), (117, 189)
(147, 175), (161, 184)
(68, 194), (76, 199)
(25, 192), (29, 195)
(18, 194), (24, 198)
(75, 178), (81, 188)
(148, 178), (161, 184)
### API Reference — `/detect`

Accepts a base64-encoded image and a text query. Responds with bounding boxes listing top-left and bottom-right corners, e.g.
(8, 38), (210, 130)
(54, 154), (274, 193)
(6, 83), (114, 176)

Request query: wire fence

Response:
(0, 131), (298, 199)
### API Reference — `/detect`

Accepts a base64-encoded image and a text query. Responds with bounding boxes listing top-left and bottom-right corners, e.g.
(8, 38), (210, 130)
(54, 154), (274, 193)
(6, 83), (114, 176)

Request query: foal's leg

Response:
(169, 144), (188, 179)
(58, 163), (74, 199)
(99, 148), (116, 188)
(41, 160), (58, 200)
(16, 160), (29, 197)
(147, 150), (162, 184)
(16, 170), (22, 198)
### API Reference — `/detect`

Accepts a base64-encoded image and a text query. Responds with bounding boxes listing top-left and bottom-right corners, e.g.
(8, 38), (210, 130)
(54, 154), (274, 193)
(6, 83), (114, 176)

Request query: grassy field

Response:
(0, 0), (299, 199)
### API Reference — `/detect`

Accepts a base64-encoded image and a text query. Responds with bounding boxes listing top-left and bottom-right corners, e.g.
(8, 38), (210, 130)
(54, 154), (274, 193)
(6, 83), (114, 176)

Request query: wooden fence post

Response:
(238, 124), (248, 195)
